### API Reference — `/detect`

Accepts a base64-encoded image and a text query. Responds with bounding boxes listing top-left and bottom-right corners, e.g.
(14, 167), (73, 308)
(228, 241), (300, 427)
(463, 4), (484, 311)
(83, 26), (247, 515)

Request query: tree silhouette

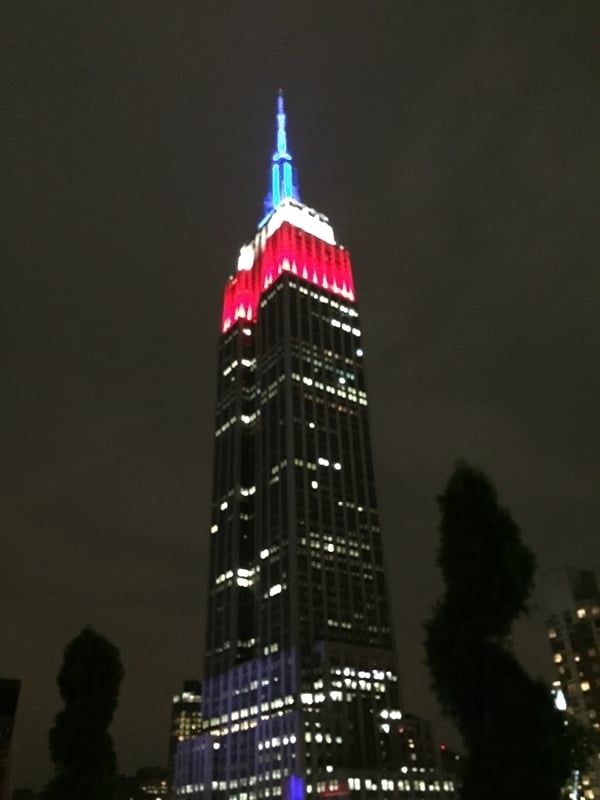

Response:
(424, 462), (581, 799)
(43, 626), (123, 800)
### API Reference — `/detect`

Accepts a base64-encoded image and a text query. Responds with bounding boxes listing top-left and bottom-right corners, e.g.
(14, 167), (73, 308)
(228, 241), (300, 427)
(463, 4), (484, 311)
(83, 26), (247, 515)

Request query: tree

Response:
(43, 626), (124, 800)
(424, 462), (583, 799)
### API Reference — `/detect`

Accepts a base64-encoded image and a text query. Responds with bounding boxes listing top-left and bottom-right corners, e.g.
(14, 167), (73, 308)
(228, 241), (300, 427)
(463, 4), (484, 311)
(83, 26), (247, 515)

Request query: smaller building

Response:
(393, 713), (437, 770)
(168, 681), (202, 796)
(543, 566), (600, 798)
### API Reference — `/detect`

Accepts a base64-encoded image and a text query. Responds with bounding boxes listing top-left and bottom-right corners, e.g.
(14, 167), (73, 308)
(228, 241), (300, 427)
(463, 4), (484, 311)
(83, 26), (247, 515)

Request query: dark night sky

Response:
(2, 1), (599, 788)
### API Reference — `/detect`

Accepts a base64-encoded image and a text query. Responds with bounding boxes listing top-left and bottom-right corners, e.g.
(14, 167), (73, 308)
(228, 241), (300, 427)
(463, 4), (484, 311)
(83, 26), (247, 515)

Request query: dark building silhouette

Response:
(118, 766), (168, 800)
(0, 679), (20, 800)
(175, 94), (456, 799)
(395, 714), (437, 770)
(438, 746), (463, 780)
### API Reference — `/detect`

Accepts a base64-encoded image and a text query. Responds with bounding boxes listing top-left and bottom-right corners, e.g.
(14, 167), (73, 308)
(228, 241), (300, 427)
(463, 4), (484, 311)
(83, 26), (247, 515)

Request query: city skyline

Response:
(3, 2), (599, 789)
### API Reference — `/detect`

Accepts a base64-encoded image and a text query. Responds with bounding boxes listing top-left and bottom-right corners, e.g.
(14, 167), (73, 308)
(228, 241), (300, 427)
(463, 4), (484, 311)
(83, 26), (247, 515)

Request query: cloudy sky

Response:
(3, 0), (599, 788)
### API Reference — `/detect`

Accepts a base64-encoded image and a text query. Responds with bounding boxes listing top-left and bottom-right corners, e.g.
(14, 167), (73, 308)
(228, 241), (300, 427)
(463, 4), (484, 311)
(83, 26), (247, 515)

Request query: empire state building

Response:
(175, 93), (456, 800)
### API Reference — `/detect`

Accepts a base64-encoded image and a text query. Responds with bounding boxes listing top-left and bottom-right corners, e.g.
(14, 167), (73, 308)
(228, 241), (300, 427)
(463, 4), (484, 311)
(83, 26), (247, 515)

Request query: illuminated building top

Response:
(221, 94), (356, 333)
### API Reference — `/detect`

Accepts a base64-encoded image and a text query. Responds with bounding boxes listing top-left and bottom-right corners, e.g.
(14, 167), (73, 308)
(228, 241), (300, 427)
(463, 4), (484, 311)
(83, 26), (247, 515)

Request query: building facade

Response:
(168, 680), (202, 795)
(175, 94), (456, 800)
(544, 566), (600, 798)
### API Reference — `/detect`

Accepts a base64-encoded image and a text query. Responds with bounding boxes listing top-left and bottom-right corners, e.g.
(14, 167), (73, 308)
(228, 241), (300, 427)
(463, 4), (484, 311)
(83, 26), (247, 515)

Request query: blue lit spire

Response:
(263, 90), (300, 219)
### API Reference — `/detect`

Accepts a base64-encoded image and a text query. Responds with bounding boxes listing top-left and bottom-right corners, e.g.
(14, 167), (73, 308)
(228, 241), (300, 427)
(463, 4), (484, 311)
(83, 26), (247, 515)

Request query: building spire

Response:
(263, 90), (300, 219)
(276, 89), (289, 158)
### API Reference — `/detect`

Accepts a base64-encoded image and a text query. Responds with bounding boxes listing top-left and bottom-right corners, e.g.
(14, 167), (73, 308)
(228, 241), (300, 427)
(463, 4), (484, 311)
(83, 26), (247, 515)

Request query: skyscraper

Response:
(544, 567), (600, 797)
(175, 93), (456, 800)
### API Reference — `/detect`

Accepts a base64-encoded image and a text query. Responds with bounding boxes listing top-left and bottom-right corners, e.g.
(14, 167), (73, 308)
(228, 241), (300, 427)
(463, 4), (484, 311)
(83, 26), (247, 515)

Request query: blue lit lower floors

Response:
(174, 732), (457, 800)
(174, 764), (457, 800)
